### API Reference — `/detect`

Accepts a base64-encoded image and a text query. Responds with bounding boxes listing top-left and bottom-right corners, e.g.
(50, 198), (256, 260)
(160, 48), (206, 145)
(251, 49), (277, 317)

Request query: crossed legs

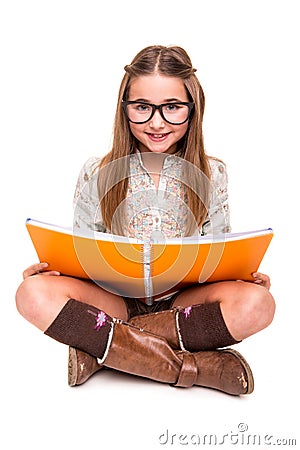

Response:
(15, 275), (275, 393)
(16, 275), (275, 342)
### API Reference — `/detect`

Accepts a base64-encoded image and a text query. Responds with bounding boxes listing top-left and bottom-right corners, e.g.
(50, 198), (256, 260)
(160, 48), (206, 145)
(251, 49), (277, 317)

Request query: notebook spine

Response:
(142, 239), (153, 306)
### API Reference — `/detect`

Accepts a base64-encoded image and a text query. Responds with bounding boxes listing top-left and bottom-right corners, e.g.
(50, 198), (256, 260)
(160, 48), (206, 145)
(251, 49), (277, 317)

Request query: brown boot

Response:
(101, 320), (253, 395)
(67, 309), (181, 387)
(67, 309), (180, 386)
(64, 310), (253, 395)
(129, 308), (180, 348)
(175, 349), (254, 395)
(68, 347), (103, 386)
(68, 343), (253, 394)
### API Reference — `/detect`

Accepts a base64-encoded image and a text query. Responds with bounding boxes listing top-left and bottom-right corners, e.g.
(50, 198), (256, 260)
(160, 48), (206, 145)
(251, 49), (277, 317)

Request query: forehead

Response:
(128, 74), (188, 102)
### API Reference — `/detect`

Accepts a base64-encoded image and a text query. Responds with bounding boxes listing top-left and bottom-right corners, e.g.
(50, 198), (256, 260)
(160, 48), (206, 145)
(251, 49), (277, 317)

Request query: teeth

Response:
(152, 134), (165, 138)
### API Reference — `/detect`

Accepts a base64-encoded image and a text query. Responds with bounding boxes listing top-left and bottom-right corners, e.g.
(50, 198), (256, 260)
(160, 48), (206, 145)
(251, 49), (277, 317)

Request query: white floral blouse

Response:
(73, 152), (231, 239)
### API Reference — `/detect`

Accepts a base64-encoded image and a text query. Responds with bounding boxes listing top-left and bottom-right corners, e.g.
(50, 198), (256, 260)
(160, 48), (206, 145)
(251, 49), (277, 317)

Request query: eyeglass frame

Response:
(122, 100), (195, 125)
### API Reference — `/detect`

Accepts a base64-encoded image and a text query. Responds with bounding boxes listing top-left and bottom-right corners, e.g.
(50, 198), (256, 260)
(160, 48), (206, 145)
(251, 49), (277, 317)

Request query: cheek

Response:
(129, 124), (142, 140)
(176, 123), (189, 139)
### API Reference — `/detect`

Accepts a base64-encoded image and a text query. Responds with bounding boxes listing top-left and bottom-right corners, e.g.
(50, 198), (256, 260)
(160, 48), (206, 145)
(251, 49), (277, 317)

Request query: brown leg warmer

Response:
(177, 302), (239, 351)
(45, 299), (113, 361)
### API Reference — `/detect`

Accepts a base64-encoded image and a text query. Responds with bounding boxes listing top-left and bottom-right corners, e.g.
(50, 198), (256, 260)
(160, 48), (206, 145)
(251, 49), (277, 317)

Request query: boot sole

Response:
(222, 348), (254, 394)
(68, 346), (78, 387)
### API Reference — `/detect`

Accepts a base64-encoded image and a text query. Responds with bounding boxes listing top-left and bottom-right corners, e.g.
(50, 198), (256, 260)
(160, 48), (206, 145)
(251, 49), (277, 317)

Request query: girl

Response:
(16, 45), (275, 395)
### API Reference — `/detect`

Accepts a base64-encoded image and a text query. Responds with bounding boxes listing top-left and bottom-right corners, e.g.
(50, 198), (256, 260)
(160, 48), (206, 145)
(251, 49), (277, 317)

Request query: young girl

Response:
(16, 45), (275, 395)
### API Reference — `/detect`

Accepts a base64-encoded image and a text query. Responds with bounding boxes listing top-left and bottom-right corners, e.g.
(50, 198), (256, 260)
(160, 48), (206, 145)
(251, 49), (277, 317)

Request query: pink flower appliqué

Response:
(183, 306), (192, 319)
(94, 310), (107, 331)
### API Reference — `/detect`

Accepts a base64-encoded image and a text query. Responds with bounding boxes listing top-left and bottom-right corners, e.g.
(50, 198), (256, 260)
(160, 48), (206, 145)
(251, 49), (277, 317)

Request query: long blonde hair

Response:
(98, 45), (211, 236)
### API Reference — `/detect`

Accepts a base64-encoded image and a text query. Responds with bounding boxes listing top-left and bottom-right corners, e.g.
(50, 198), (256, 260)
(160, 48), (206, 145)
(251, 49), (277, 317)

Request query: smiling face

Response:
(127, 74), (190, 154)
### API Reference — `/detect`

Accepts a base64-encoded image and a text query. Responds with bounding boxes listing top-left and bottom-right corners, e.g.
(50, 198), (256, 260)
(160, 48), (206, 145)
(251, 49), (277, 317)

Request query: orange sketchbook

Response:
(26, 218), (273, 305)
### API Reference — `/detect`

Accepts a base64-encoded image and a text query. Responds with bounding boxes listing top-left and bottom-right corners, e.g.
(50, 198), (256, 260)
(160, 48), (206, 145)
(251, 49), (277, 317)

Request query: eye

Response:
(165, 103), (180, 112)
(135, 103), (151, 112)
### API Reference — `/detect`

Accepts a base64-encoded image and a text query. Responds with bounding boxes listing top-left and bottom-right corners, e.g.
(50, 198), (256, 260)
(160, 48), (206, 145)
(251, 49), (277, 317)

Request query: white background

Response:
(0, 1), (299, 449)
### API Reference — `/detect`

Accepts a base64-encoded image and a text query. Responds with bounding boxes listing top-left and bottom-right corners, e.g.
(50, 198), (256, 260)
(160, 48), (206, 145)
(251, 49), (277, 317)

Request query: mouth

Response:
(146, 132), (171, 142)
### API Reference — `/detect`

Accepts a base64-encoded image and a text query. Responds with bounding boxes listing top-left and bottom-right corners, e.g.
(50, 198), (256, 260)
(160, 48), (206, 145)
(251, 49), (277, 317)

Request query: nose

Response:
(149, 108), (165, 128)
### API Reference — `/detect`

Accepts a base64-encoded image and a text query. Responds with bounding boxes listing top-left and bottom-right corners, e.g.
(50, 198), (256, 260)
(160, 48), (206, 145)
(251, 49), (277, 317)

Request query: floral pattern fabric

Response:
(73, 152), (231, 239)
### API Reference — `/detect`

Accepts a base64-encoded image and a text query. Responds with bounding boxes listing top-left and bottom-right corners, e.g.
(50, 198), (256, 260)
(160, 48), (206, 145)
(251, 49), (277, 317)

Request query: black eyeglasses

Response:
(122, 100), (194, 125)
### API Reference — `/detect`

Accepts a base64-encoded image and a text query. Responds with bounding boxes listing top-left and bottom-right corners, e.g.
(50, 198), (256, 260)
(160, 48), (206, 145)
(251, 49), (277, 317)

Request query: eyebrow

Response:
(129, 97), (185, 103)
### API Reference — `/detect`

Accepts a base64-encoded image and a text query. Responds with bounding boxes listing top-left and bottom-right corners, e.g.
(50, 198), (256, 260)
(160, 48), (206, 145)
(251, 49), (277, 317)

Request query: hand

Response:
(23, 262), (60, 280)
(252, 272), (271, 290)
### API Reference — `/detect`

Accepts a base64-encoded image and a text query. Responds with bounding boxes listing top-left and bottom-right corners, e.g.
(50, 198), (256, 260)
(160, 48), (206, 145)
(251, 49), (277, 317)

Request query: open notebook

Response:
(26, 218), (273, 305)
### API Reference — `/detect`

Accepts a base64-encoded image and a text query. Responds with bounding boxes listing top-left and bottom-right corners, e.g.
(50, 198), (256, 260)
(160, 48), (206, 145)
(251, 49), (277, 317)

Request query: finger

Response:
(252, 272), (260, 280)
(23, 262), (49, 279)
(35, 262), (60, 276)
(252, 272), (266, 280)
(41, 270), (61, 276)
(252, 272), (271, 289)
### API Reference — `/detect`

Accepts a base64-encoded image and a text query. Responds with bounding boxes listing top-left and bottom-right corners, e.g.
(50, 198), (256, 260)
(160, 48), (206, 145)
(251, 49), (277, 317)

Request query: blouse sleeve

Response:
(201, 158), (231, 235)
(73, 156), (107, 232)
